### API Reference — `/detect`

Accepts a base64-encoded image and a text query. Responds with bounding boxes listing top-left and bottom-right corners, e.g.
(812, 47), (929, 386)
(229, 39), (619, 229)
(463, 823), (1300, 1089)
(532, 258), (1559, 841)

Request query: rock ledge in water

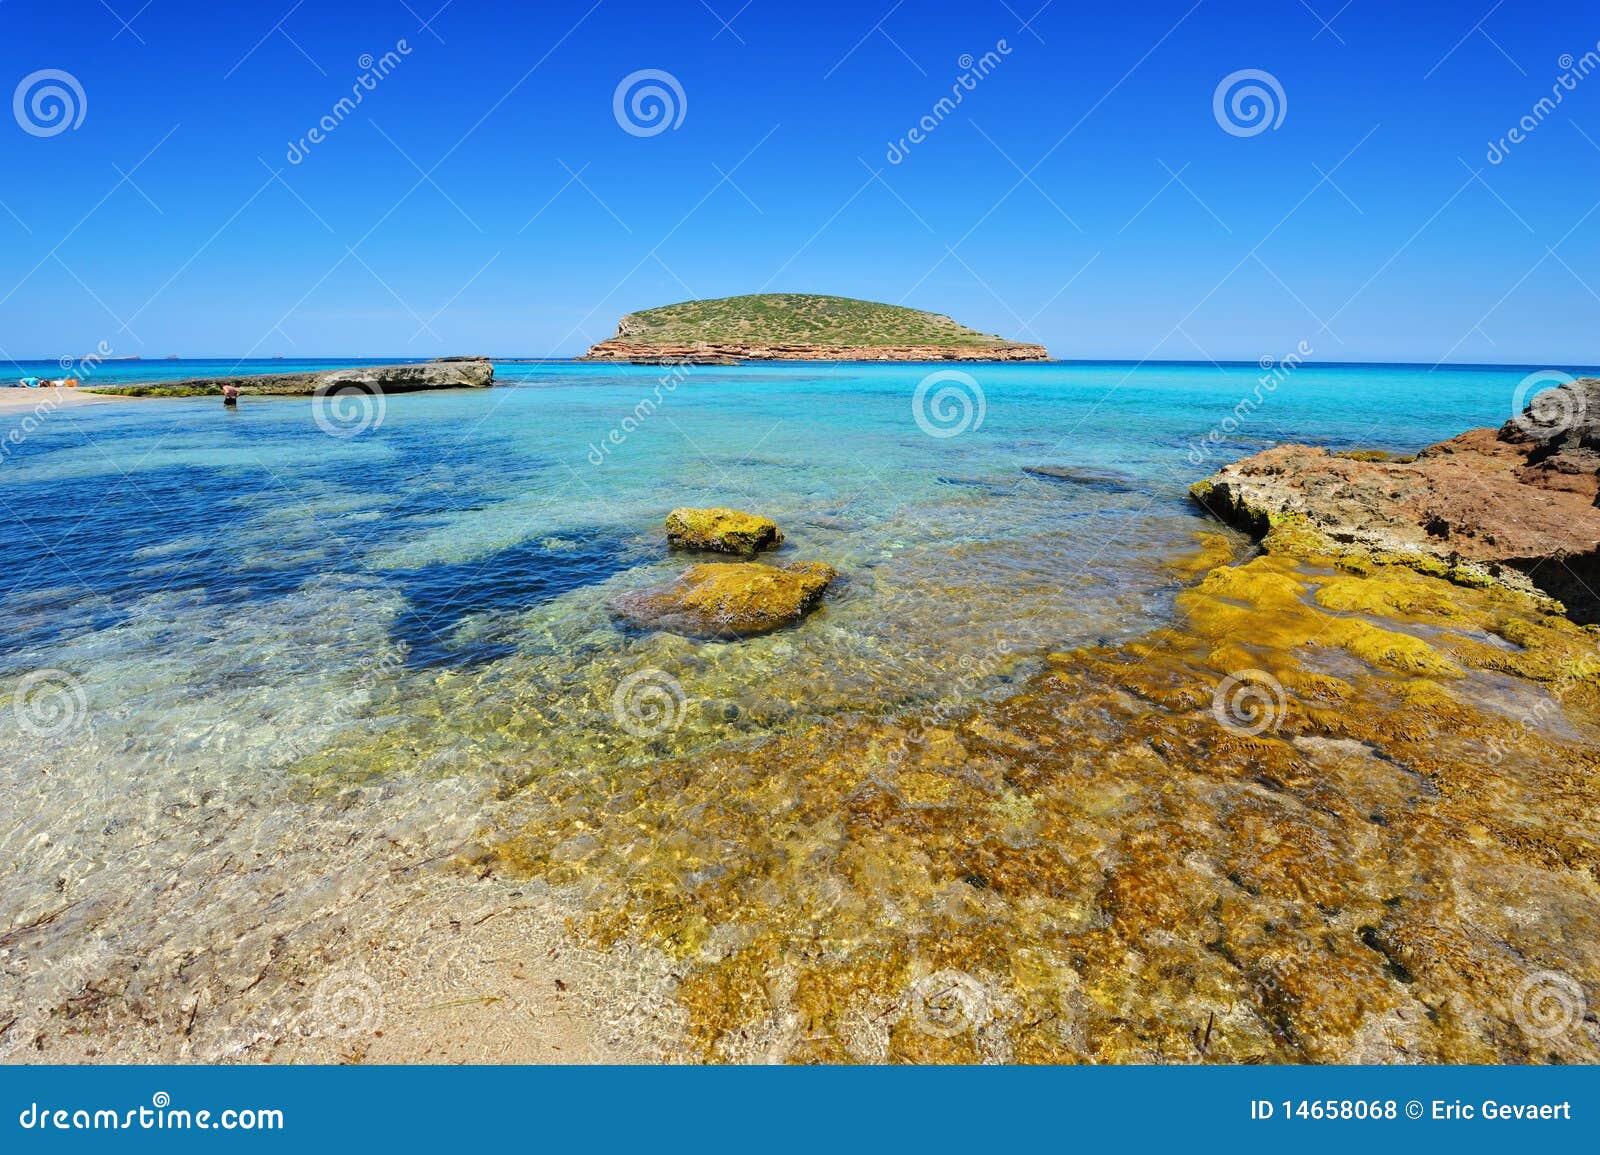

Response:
(1190, 376), (1600, 621)
(88, 360), (494, 397)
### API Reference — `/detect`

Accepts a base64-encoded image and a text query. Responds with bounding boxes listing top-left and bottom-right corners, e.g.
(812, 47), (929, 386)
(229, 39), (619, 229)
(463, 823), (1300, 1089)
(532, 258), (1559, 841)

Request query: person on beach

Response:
(222, 383), (240, 408)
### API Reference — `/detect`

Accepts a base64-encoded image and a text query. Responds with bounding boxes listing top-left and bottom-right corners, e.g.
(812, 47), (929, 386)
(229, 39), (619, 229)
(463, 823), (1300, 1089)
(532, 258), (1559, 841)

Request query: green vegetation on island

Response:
(584, 293), (1049, 360)
(616, 293), (1020, 346)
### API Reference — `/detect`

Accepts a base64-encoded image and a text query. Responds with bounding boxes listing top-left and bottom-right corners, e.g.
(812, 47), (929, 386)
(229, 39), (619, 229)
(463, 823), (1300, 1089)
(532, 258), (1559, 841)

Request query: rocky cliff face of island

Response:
(1192, 375), (1600, 621)
(582, 339), (1049, 363)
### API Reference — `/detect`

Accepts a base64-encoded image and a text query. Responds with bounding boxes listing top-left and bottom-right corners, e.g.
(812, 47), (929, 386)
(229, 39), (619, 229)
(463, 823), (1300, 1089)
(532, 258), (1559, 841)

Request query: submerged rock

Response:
(665, 507), (784, 556)
(1021, 465), (1137, 492)
(612, 560), (836, 638)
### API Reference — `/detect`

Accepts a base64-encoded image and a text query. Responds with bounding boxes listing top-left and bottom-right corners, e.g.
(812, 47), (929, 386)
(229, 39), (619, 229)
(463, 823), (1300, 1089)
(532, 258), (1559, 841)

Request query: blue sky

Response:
(2, 0), (1597, 362)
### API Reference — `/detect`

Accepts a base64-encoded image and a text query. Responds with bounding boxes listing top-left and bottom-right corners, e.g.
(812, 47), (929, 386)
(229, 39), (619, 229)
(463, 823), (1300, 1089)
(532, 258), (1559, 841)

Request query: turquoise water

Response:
(0, 357), (1591, 1056)
(2, 358), (1570, 681)
(0, 357), (1586, 762)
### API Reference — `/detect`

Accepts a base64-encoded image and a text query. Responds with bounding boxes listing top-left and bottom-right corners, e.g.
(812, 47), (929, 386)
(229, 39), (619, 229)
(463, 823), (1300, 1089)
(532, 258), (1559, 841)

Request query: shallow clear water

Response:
(3, 358), (1566, 757)
(0, 357), (1591, 1056)
(0, 357), (1581, 778)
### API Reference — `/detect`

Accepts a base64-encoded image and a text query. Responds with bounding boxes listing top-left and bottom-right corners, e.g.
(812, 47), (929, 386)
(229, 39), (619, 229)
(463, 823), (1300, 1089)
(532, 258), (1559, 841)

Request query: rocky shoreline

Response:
(581, 339), (1049, 363)
(87, 360), (494, 397)
(1192, 376), (1600, 622)
(469, 393), (1600, 1062)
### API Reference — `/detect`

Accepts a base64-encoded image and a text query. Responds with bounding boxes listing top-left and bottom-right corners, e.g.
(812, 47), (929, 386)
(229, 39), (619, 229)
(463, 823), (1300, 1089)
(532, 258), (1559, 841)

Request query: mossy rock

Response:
(1188, 479), (1272, 537)
(1334, 449), (1417, 463)
(665, 507), (784, 556)
(612, 561), (835, 638)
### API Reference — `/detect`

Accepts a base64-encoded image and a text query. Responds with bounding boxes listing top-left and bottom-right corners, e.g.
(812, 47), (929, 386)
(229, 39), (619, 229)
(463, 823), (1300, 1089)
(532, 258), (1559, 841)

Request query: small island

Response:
(582, 292), (1049, 362)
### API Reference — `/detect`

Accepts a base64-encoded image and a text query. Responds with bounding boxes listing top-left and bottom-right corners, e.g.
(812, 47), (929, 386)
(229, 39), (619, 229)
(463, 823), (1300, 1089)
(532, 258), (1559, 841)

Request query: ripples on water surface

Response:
(0, 358), (1562, 1058)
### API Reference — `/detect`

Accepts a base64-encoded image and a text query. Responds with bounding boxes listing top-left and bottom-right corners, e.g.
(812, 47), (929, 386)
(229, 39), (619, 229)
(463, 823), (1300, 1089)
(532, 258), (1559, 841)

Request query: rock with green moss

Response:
(612, 560), (835, 638)
(665, 507), (784, 556)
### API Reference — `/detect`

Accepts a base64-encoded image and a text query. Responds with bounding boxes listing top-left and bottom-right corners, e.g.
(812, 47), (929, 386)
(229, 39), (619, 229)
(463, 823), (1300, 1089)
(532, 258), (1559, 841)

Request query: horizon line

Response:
(12, 354), (1600, 373)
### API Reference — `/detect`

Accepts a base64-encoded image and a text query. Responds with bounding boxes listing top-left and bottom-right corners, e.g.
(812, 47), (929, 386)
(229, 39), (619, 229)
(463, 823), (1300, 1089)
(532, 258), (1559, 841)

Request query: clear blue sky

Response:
(2, 0), (1597, 363)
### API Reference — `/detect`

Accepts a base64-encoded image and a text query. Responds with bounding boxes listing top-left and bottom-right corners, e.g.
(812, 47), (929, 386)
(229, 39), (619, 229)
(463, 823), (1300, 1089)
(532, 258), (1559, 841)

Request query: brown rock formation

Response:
(1192, 376), (1600, 620)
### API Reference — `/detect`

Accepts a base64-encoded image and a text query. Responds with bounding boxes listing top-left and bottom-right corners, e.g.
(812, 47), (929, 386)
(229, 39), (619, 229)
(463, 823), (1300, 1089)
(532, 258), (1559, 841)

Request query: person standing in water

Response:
(222, 383), (240, 408)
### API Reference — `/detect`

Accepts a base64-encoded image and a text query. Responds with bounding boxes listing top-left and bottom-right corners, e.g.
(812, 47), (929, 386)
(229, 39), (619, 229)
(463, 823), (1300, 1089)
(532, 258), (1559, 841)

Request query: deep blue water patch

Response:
(0, 391), (578, 665)
(0, 462), (286, 659)
(386, 530), (634, 669)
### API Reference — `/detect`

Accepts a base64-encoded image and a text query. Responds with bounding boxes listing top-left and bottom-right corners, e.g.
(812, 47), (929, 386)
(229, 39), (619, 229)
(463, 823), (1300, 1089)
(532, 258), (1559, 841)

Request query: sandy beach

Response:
(0, 386), (130, 412)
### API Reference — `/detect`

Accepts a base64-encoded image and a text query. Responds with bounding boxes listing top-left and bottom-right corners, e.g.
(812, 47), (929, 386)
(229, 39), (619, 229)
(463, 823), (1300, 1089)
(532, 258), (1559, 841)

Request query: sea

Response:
(0, 355), (1592, 1057)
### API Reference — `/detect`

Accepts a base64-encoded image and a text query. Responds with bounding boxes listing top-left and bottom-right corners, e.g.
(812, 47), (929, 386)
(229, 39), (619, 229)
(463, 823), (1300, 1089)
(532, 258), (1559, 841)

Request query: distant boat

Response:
(165, 354), (179, 360)
(109, 355), (141, 361)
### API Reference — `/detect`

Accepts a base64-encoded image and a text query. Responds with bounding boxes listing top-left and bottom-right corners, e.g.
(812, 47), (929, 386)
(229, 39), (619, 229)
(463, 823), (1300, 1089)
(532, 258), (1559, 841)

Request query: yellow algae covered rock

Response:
(1175, 551), (1462, 678)
(612, 560), (835, 638)
(1166, 529), (1244, 578)
(1314, 571), (1461, 618)
(665, 507), (784, 555)
(461, 485), (1600, 1064)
